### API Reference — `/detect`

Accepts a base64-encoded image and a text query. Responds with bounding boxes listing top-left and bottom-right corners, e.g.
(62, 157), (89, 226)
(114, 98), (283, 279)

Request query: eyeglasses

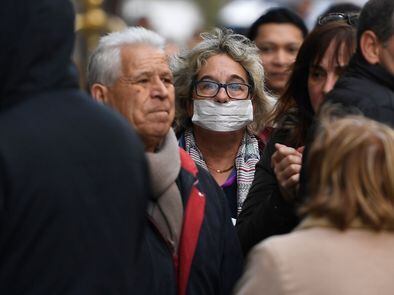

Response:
(194, 80), (252, 100)
(317, 13), (359, 27)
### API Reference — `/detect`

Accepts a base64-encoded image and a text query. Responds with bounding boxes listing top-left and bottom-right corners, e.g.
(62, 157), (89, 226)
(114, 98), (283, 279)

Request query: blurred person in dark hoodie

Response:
(0, 0), (150, 294)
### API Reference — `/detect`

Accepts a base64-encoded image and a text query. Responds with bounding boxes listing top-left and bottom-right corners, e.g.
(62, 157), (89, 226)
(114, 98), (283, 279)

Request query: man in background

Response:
(324, 0), (394, 125)
(247, 8), (308, 96)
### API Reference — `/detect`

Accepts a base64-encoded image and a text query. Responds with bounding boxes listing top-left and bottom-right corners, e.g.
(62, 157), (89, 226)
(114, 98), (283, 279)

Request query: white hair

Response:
(87, 27), (166, 87)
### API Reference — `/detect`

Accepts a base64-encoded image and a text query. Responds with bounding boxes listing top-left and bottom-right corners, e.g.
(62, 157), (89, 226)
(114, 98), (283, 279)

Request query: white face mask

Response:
(191, 99), (253, 132)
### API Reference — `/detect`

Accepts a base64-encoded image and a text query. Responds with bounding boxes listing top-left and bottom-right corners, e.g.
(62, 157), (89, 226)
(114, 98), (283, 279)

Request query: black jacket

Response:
(325, 52), (394, 126)
(0, 0), (150, 294)
(236, 129), (300, 256)
(136, 149), (243, 295)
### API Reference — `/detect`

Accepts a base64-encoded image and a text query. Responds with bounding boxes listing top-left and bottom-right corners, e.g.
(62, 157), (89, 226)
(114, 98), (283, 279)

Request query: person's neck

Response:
(193, 125), (244, 170)
(143, 136), (165, 153)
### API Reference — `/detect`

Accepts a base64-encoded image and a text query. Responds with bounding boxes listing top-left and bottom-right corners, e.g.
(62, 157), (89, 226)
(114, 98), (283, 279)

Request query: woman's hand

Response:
(271, 143), (304, 200)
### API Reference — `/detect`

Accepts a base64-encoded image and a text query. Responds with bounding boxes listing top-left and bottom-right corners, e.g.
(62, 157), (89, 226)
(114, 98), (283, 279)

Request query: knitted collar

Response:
(183, 128), (260, 216)
(146, 129), (183, 253)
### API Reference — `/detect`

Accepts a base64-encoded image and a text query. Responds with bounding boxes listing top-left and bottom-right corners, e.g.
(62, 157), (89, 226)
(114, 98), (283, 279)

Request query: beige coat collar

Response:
(296, 216), (394, 232)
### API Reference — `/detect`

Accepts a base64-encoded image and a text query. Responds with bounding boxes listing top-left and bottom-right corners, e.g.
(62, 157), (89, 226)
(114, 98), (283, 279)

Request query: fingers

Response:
(275, 154), (302, 171)
(274, 164), (301, 189)
(297, 145), (305, 153)
(271, 143), (302, 168)
(271, 143), (303, 190)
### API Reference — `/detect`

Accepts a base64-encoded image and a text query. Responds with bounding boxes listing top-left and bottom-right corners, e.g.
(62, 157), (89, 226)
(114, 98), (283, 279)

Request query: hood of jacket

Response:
(0, 0), (78, 108)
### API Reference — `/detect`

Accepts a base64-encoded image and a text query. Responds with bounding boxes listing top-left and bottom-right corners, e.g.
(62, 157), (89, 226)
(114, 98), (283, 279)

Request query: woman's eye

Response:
(201, 82), (216, 90)
(310, 69), (325, 80)
(228, 84), (242, 91)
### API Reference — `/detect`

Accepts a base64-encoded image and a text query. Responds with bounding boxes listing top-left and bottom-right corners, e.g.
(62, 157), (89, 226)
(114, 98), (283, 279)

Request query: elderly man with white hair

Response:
(87, 27), (243, 295)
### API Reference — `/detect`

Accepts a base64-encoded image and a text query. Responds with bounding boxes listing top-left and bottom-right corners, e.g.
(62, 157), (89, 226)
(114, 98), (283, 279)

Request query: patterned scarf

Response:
(183, 128), (260, 215)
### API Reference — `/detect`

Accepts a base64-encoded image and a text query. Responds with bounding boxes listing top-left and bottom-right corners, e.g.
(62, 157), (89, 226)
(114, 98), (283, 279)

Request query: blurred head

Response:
(356, 0), (394, 75)
(307, 29), (354, 112)
(87, 27), (175, 152)
(0, 0), (77, 99)
(172, 28), (272, 134)
(247, 8), (308, 95)
(303, 114), (394, 231)
(268, 21), (356, 146)
(288, 21), (356, 115)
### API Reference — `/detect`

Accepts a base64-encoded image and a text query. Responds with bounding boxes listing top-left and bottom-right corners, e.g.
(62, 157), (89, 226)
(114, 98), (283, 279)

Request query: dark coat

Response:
(324, 52), (394, 126)
(0, 0), (150, 293)
(136, 149), (244, 295)
(236, 129), (300, 256)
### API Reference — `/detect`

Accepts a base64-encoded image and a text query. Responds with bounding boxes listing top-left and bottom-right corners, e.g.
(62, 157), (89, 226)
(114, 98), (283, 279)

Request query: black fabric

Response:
(134, 218), (177, 295)
(189, 166), (243, 295)
(0, 0), (150, 294)
(136, 162), (244, 295)
(324, 52), (394, 126)
(0, 0), (78, 105)
(236, 129), (300, 256)
(222, 175), (238, 219)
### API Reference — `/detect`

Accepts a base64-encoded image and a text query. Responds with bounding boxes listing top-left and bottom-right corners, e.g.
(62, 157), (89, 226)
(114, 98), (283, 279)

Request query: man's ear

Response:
(360, 30), (381, 65)
(90, 83), (110, 104)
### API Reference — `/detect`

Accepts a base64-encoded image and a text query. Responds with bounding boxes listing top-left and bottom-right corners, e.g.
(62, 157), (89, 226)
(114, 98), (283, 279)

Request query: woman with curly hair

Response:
(172, 28), (274, 220)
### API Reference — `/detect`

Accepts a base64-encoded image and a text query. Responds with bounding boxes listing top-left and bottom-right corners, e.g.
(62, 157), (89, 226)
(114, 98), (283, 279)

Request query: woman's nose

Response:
(214, 86), (230, 103)
(322, 74), (338, 95)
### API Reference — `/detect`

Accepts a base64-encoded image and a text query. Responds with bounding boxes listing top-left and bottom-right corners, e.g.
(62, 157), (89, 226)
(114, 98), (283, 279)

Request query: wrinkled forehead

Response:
(197, 54), (249, 80)
(120, 44), (171, 74)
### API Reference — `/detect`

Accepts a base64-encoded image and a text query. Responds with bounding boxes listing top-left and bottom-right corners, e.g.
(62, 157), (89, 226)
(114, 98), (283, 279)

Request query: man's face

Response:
(254, 23), (304, 95)
(106, 44), (175, 152)
(379, 35), (394, 76)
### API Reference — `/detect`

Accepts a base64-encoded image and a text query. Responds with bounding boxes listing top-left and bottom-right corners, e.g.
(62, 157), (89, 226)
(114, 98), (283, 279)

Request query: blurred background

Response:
(72, 0), (367, 88)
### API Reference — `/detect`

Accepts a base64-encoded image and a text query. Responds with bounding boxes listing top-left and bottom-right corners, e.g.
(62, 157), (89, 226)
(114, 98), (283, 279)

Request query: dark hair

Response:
(247, 7), (308, 41)
(320, 2), (361, 16)
(357, 0), (394, 44)
(315, 2), (361, 28)
(268, 21), (357, 147)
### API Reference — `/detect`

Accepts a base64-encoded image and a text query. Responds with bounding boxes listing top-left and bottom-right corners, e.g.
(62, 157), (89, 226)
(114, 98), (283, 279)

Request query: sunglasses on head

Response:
(317, 12), (359, 27)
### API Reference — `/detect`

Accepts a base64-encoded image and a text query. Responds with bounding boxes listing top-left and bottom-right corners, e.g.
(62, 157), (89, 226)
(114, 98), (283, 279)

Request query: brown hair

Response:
(302, 114), (394, 231)
(268, 21), (356, 147)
